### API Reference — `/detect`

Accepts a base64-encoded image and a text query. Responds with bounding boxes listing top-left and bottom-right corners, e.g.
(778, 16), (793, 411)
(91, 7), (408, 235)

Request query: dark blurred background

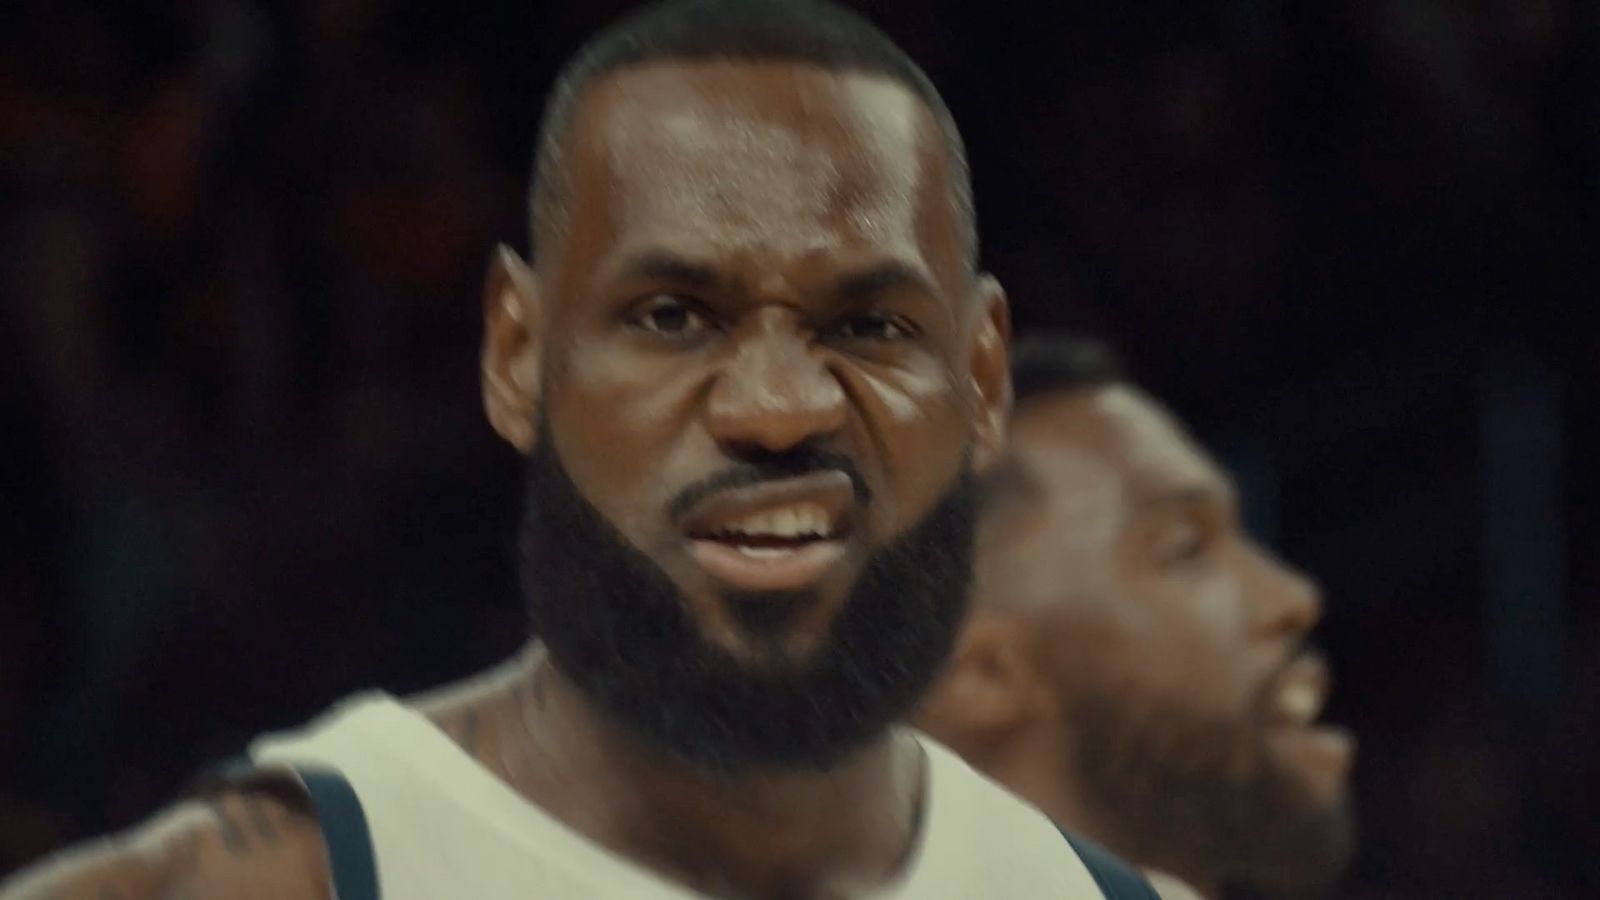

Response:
(1, 0), (1595, 895)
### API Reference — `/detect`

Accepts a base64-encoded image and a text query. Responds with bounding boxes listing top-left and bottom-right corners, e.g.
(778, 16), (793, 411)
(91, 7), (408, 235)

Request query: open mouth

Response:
(1263, 653), (1334, 729)
(1262, 654), (1356, 776)
(681, 472), (857, 593)
(698, 501), (840, 555)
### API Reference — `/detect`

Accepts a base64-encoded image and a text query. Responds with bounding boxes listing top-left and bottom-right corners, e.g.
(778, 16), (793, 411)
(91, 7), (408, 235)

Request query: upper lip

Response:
(679, 471), (857, 540)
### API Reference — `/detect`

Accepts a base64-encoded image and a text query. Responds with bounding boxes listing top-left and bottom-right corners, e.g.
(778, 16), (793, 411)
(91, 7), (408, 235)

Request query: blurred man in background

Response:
(917, 336), (1356, 899)
(2, 2), (1156, 898)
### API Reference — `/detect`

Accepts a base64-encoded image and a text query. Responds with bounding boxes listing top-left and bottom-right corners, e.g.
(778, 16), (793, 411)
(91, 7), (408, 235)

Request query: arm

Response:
(1, 789), (331, 900)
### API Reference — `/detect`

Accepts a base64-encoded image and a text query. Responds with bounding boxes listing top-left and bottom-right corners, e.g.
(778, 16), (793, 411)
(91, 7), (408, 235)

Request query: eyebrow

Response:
(831, 260), (939, 305)
(1134, 483), (1238, 514)
(614, 250), (720, 289)
(610, 251), (940, 306)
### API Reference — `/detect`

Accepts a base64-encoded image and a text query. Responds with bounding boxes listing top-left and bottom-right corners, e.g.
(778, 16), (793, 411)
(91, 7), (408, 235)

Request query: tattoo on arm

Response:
(203, 794), (288, 857)
(205, 799), (248, 854)
(201, 791), (289, 851)
(241, 795), (280, 844)
(2, 790), (324, 900)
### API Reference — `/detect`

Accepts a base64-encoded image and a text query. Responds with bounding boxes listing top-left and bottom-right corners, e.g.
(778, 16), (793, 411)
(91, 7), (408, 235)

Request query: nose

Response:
(1247, 543), (1323, 639)
(705, 310), (848, 455)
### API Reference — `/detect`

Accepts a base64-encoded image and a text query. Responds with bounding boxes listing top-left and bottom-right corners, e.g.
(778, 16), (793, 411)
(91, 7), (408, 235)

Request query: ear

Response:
(968, 274), (1012, 472)
(915, 611), (1038, 748)
(481, 244), (542, 455)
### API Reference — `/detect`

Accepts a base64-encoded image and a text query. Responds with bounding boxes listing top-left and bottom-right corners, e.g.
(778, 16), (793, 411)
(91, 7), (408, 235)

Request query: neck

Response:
(977, 724), (1220, 899)
(508, 648), (926, 898)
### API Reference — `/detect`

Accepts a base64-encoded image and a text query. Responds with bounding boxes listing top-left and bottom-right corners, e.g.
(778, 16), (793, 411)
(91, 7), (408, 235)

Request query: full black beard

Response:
(518, 435), (977, 775)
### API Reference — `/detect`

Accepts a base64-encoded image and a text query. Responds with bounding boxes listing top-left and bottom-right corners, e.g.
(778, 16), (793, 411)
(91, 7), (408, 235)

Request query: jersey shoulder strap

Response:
(197, 758), (381, 900)
(298, 766), (380, 900)
(1054, 824), (1161, 900)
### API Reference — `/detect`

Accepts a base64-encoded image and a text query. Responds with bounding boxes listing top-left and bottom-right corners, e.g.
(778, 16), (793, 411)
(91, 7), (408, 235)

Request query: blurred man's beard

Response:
(1067, 692), (1356, 897)
(518, 434), (976, 775)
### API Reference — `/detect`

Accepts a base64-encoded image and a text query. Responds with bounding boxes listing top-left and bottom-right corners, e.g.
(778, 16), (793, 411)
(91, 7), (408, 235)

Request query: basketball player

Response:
(916, 337), (1357, 899)
(3, 3), (1157, 898)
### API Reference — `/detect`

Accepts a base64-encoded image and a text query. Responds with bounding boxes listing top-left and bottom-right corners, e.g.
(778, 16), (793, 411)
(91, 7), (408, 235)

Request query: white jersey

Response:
(247, 691), (1136, 899)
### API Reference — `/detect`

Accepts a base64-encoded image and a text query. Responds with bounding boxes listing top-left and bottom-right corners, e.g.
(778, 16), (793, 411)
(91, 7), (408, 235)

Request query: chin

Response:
(699, 586), (848, 669)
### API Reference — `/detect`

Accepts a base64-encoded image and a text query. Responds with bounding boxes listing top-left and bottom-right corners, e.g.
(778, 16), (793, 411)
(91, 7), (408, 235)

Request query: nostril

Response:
(722, 440), (834, 473)
(723, 440), (781, 463)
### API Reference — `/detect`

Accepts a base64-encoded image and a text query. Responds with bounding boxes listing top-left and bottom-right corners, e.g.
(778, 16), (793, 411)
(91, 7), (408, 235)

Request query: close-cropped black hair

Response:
(979, 334), (1130, 520)
(1009, 334), (1129, 407)
(528, 0), (975, 267)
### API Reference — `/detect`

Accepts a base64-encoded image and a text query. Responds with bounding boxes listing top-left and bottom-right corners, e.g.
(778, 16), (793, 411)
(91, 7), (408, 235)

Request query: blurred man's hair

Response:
(528, 0), (975, 269)
(980, 334), (1129, 518)
(1010, 334), (1129, 406)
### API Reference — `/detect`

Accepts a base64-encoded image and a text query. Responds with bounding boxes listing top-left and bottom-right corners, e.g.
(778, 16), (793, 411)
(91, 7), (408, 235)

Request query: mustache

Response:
(666, 446), (872, 522)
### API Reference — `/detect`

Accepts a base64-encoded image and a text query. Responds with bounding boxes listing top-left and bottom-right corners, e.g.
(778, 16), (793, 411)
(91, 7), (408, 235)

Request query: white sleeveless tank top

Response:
(248, 691), (1117, 898)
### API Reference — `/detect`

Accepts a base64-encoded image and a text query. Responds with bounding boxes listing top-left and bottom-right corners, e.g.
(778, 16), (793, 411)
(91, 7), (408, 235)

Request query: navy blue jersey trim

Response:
(1054, 823), (1160, 899)
(298, 767), (381, 900)
(187, 757), (380, 900)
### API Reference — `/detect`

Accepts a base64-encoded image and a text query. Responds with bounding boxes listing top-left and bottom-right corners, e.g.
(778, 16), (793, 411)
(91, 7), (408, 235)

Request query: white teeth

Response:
(737, 546), (792, 559)
(1276, 682), (1320, 725)
(724, 503), (832, 539)
(740, 511), (777, 536)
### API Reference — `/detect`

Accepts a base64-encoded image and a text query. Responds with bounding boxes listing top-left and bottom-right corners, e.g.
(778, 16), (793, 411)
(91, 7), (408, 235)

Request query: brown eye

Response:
(631, 295), (713, 338)
(829, 312), (916, 342)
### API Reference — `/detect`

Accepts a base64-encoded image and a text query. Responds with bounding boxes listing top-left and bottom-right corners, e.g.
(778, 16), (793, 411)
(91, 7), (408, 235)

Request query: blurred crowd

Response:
(1, 1), (1595, 895)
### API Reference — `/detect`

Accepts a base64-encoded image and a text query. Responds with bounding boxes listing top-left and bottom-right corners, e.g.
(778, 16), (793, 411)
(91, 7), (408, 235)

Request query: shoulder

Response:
(1, 787), (330, 900)
(913, 733), (1158, 898)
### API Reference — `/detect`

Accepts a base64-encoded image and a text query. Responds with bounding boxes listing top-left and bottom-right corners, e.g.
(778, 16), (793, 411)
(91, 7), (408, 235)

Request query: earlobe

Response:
(918, 613), (1035, 746)
(969, 275), (1012, 471)
(481, 244), (543, 455)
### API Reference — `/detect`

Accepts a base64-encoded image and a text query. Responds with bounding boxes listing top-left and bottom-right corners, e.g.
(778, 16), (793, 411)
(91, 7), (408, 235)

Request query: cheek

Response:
(1065, 570), (1255, 717)
(1136, 574), (1257, 713)
(545, 335), (706, 533)
(837, 357), (970, 525)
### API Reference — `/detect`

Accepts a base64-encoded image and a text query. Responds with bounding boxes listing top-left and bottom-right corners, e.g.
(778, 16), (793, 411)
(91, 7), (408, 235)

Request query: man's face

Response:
(486, 62), (1005, 771)
(989, 385), (1354, 892)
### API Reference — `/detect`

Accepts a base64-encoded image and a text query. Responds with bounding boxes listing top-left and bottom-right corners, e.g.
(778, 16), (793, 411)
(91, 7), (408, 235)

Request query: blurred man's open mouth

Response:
(681, 471), (856, 592)
(1262, 653), (1356, 785)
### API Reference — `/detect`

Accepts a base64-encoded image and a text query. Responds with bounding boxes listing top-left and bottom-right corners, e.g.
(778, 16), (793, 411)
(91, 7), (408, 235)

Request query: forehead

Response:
(1010, 385), (1229, 509)
(560, 61), (954, 273)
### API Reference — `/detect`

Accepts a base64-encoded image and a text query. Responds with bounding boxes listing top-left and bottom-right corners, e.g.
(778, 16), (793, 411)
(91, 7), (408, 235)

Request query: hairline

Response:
(1013, 381), (1127, 420)
(528, 56), (977, 274)
(982, 381), (1134, 531)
